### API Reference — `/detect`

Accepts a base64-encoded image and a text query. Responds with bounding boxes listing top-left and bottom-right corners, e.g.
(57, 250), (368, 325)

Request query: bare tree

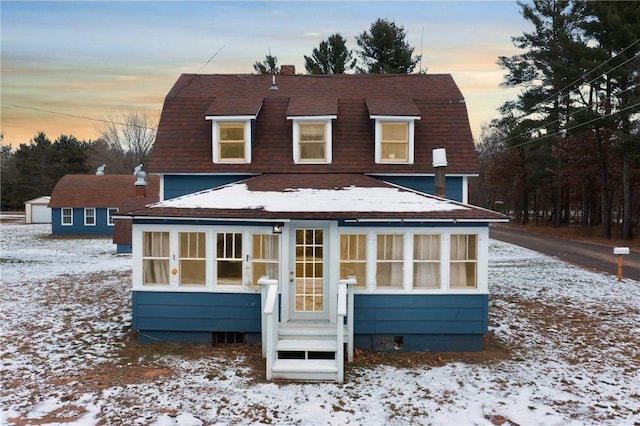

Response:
(98, 111), (156, 173)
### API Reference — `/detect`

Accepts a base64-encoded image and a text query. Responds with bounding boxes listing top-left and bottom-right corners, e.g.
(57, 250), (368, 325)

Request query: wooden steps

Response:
(269, 322), (343, 382)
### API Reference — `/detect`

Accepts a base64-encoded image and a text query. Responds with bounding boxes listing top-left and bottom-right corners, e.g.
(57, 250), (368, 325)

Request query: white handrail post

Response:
(337, 281), (347, 383)
(259, 276), (270, 358)
(259, 276), (279, 380)
(346, 275), (356, 362)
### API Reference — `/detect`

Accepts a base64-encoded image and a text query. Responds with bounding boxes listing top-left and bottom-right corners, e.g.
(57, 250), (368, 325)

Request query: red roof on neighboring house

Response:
(48, 174), (160, 208)
(149, 73), (479, 175)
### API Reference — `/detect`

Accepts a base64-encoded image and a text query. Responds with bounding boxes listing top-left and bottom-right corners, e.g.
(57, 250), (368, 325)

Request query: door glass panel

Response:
(295, 229), (324, 312)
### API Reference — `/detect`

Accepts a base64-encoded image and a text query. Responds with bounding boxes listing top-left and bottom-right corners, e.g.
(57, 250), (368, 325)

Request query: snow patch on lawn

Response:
(1, 223), (639, 425)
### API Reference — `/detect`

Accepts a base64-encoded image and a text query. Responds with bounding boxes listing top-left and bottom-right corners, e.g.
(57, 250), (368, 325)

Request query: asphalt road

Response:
(489, 226), (640, 282)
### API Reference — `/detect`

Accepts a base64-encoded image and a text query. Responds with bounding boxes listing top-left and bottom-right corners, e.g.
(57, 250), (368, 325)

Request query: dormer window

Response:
(206, 117), (254, 164)
(372, 116), (419, 164)
(288, 116), (336, 164)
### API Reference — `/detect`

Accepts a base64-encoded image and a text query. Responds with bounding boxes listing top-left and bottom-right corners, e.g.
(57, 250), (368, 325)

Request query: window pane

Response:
(450, 234), (477, 288)
(414, 263), (440, 288)
(381, 122), (408, 162)
(144, 232), (168, 257)
(180, 260), (206, 285)
(143, 259), (169, 285)
(220, 142), (245, 159)
(381, 122), (407, 141)
(300, 142), (325, 160)
(219, 123), (244, 141)
(143, 231), (170, 285)
(299, 123), (325, 141)
(376, 234), (403, 287)
(340, 234), (366, 287)
(252, 234), (279, 289)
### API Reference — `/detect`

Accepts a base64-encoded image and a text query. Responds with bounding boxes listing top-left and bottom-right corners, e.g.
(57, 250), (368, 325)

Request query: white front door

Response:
(288, 224), (330, 321)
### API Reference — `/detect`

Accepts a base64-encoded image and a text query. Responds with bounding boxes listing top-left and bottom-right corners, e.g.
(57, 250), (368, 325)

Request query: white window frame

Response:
(288, 116), (336, 164)
(61, 207), (73, 226)
(132, 225), (280, 293)
(107, 208), (118, 226)
(84, 208), (96, 226)
(206, 116), (254, 164)
(371, 115), (419, 164)
(338, 227), (487, 294)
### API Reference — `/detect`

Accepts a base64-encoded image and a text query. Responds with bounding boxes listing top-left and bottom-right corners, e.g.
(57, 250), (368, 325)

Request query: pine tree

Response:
(355, 18), (421, 74)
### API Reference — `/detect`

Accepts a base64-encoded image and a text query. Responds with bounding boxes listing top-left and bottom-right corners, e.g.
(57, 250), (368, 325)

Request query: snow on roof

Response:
(151, 183), (469, 213)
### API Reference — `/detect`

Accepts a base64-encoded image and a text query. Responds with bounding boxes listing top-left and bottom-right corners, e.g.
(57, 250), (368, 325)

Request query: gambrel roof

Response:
(128, 174), (505, 222)
(149, 73), (479, 175)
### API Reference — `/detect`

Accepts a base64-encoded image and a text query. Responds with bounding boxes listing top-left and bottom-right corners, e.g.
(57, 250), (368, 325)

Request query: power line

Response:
(505, 101), (640, 151)
(195, 45), (225, 74)
(1, 102), (157, 132)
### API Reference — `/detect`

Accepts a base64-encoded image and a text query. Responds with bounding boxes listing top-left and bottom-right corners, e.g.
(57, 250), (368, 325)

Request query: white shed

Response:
(24, 196), (52, 224)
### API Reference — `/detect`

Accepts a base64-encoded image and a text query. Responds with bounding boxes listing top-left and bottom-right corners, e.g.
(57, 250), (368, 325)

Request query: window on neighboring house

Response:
(61, 208), (73, 226)
(208, 118), (253, 164)
(107, 208), (118, 226)
(376, 234), (404, 288)
(217, 232), (243, 285)
(290, 117), (334, 164)
(179, 232), (206, 286)
(373, 118), (417, 164)
(450, 234), (477, 288)
(251, 234), (279, 289)
(143, 231), (170, 285)
(84, 208), (96, 226)
(339, 234), (367, 288)
(413, 234), (441, 288)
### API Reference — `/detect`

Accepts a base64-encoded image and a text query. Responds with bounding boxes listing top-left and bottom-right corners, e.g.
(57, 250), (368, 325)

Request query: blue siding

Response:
(116, 244), (132, 254)
(132, 291), (262, 341)
(353, 294), (488, 351)
(372, 175), (463, 202)
(163, 175), (253, 200)
(51, 207), (115, 235)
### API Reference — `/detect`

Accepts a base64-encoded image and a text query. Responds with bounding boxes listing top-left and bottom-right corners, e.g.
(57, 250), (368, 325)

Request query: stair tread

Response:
(272, 359), (338, 373)
(277, 339), (337, 351)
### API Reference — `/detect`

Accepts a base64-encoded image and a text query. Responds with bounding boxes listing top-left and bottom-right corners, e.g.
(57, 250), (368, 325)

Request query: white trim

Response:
(373, 118), (417, 164)
(107, 208), (118, 226)
(462, 176), (469, 204)
(61, 207), (73, 226)
(84, 208), (96, 226)
(210, 119), (252, 164)
(205, 115), (257, 121)
(370, 115), (421, 120)
(289, 117), (334, 164)
(368, 173), (480, 177)
(286, 115), (337, 121)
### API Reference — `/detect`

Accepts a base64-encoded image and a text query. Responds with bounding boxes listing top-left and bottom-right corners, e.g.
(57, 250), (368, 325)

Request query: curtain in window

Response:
(376, 234), (403, 287)
(340, 234), (366, 287)
(450, 234), (477, 288)
(143, 232), (169, 285)
(251, 234), (279, 288)
(413, 234), (440, 288)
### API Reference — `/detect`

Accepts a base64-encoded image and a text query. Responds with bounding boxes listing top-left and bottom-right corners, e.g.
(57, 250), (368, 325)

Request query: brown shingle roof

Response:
(48, 174), (160, 208)
(149, 73), (478, 175)
(127, 173), (506, 222)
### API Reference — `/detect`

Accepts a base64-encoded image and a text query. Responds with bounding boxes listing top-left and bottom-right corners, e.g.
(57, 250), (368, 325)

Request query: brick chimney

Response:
(280, 65), (295, 75)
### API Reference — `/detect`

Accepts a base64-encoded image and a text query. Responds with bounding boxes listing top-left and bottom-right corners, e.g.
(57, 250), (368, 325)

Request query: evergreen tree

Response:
(253, 52), (279, 74)
(355, 18), (421, 74)
(304, 33), (355, 74)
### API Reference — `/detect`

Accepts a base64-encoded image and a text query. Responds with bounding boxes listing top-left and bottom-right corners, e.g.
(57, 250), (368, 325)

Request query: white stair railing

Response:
(337, 276), (357, 382)
(259, 276), (279, 380)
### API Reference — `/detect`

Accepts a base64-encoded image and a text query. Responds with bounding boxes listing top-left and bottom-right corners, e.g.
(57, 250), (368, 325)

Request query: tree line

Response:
(471, 1), (639, 241)
(253, 18), (422, 75)
(1, 112), (156, 210)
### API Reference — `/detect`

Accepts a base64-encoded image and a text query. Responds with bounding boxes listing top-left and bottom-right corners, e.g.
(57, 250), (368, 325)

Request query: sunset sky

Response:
(1, 1), (527, 148)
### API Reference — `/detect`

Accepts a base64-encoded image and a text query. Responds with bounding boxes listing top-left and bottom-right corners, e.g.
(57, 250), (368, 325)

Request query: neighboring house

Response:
(125, 69), (507, 382)
(24, 196), (51, 224)
(48, 173), (159, 236)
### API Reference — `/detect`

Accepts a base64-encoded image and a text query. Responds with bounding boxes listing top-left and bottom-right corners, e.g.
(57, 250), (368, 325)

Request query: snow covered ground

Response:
(1, 222), (638, 425)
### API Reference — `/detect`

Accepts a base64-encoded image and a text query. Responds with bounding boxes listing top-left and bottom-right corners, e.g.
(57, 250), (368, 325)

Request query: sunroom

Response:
(127, 173), (506, 382)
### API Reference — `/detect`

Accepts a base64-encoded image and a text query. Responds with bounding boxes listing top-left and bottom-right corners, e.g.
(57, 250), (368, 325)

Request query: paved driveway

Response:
(490, 226), (640, 282)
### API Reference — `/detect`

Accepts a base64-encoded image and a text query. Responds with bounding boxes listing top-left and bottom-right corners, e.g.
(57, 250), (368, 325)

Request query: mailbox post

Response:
(613, 247), (630, 282)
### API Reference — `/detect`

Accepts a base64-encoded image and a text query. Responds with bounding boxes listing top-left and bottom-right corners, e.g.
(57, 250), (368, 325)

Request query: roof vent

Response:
(432, 148), (447, 198)
(133, 164), (147, 186)
(270, 75), (278, 90)
(96, 164), (106, 175)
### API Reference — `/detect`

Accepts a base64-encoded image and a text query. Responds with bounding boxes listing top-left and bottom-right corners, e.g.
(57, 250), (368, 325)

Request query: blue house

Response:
(48, 172), (159, 237)
(125, 68), (507, 382)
